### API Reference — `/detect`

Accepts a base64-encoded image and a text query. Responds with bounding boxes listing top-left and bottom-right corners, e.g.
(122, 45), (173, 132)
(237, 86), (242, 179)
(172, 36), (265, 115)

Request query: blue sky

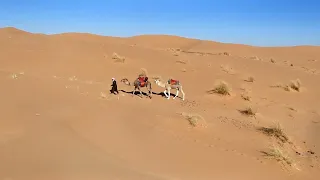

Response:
(0, 0), (319, 46)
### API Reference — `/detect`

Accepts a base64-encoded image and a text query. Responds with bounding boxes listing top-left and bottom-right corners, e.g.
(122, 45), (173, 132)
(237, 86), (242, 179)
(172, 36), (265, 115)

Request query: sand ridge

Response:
(0, 27), (320, 180)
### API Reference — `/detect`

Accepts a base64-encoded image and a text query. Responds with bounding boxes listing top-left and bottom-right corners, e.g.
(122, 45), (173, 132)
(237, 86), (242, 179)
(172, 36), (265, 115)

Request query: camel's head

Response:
(154, 79), (160, 84)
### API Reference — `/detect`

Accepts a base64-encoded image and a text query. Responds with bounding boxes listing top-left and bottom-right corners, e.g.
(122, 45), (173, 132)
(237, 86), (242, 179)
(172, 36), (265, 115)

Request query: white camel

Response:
(154, 78), (185, 101)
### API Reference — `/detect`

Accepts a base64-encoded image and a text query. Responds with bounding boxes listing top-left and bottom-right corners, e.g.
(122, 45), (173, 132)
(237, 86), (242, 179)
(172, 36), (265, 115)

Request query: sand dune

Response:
(0, 27), (320, 180)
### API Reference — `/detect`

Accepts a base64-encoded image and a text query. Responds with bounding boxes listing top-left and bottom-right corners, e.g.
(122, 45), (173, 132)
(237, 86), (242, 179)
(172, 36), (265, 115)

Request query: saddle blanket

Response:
(168, 79), (179, 85)
(138, 76), (147, 87)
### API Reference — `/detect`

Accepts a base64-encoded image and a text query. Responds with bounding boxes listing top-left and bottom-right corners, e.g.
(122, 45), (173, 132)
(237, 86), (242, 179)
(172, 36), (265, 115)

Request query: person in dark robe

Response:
(110, 77), (119, 94)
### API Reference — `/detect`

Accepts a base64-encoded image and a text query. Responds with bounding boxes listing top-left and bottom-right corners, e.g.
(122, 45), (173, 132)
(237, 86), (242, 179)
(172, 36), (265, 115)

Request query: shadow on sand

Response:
(120, 90), (182, 100)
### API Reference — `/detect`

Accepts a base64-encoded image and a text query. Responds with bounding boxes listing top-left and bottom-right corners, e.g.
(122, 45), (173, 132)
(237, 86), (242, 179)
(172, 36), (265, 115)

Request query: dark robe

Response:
(110, 80), (119, 94)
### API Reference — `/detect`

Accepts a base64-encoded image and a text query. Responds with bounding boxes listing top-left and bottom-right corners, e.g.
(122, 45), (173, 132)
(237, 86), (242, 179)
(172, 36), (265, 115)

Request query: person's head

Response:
(145, 77), (148, 81)
(112, 78), (115, 81)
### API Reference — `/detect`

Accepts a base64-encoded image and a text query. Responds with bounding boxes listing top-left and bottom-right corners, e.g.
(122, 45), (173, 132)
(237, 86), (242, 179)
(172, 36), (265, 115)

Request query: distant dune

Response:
(0, 27), (319, 180)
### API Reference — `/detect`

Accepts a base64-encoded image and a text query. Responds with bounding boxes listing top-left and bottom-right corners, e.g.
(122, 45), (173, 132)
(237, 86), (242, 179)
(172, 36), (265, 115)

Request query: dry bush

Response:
(220, 65), (235, 74)
(68, 76), (78, 81)
(112, 52), (125, 63)
(223, 52), (230, 56)
(288, 79), (302, 92)
(257, 122), (289, 143)
(261, 145), (293, 166)
(271, 79), (302, 92)
(283, 85), (291, 92)
(11, 73), (18, 79)
(244, 76), (255, 82)
(207, 81), (231, 96)
(180, 112), (205, 127)
(241, 93), (251, 101)
(239, 106), (256, 117)
(270, 58), (276, 63)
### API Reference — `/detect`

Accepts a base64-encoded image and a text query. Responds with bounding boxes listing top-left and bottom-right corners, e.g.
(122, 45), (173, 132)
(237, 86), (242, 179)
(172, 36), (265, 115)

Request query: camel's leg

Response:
(138, 87), (143, 97)
(180, 86), (185, 101)
(132, 87), (136, 95)
(173, 88), (179, 99)
(163, 89), (169, 98)
(148, 86), (152, 98)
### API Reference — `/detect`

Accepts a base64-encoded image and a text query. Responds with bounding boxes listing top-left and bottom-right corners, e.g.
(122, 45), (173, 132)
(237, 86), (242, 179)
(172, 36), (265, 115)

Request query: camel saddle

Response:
(168, 79), (179, 85)
(138, 76), (147, 87)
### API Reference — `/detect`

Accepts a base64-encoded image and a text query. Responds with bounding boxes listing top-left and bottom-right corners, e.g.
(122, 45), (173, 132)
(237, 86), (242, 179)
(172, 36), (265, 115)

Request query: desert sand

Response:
(0, 27), (319, 180)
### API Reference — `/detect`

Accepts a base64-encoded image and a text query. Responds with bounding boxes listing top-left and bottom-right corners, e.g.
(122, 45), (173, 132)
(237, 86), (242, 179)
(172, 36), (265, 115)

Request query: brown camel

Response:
(120, 77), (152, 98)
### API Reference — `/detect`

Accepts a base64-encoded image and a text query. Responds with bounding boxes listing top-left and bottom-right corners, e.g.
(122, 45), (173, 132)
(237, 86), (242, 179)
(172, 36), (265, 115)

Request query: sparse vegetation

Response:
(207, 81), (231, 96)
(261, 145), (293, 166)
(271, 79), (302, 92)
(10, 72), (24, 79)
(112, 52), (125, 63)
(239, 106), (256, 117)
(283, 85), (291, 92)
(250, 56), (260, 61)
(11, 73), (18, 79)
(220, 65), (235, 75)
(241, 93), (251, 101)
(257, 122), (289, 143)
(270, 83), (284, 88)
(244, 76), (255, 82)
(176, 59), (187, 64)
(288, 79), (302, 92)
(180, 112), (205, 127)
(68, 76), (78, 81)
(270, 58), (276, 63)
(287, 107), (297, 112)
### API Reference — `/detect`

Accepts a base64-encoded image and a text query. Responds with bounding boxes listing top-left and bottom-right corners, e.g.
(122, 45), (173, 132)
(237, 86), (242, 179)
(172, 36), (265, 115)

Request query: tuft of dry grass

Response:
(207, 81), (231, 96)
(112, 52), (125, 63)
(239, 106), (256, 117)
(257, 122), (289, 143)
(250, 56), (260, 61)
(241, 93), (251, 101)
(244, 76), (255, 82)
(176, 59), (187, 64)
(223, 52), (230, 56)
(270, 83), (284, 88)
(271, 79), (302, 92)
(288, 79), (302, 92)
(261, 145), (293, 166)
(220, 65), (235, 75)
(11, 73), (18, 79)
(68, 76), (78, 81)
(180, 112), (206, 127)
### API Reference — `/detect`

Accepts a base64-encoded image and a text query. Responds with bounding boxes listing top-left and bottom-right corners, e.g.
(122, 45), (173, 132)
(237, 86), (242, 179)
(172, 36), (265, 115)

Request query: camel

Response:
(154, 78), (185, 101)
(120, 77), (152, 98)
